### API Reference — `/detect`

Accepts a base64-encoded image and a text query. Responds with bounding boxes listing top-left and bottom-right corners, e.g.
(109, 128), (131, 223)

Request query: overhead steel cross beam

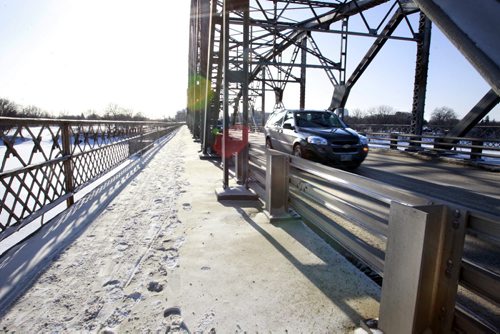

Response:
(249, 0), (390, 82)
(413, 0), (500, 96)
(272, 0), (342, 8)
(413, 0), (500, 140)
(329, 6), (418, 110)
(225, 0), (392, 108)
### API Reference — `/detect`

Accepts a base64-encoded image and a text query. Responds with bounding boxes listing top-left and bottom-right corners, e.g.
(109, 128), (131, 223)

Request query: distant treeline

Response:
(344, 105), (499, 138)
(0, 98), (186, 122)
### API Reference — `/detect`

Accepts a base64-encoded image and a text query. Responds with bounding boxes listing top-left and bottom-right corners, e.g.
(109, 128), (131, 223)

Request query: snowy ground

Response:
(0, 126), (380, 333)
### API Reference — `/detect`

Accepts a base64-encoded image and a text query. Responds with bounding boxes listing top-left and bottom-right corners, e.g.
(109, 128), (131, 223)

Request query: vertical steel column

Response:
(200, 0), (212, 154)
(339, 18), (348, 85)
(193, 0), (202, 141)
(410, 12), (432, 137)
(300, 36), (307, 109)
(213, 28), (224, 125)
(238, 1), (250, 185)
(222, 0), (230, 188)
(261, 68), (266, 126)
(187, 0), (198, 134)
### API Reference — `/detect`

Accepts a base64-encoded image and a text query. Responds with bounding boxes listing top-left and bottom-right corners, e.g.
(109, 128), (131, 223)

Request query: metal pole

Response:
(339, 18), (348, 85)
(193, 0), (202, 140)
(187, 0), (198, 135)
(200, 0), (212, 154)
(410, 11), (431, 138)
(261, 68), (266, 127)
(222, 0), (230, 188)
(300, 36), (307, 109)
(61, 123), (74, 207)
(239, 2), (250, 186)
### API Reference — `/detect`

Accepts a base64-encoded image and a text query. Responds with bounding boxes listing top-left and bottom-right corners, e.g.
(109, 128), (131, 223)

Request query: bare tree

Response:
(85, 109), (101, 120)
(175, 109), (187, 122)
(344, 108), (364, 125)
(349, 108), (364, 119)
(132, 112), (148, 121)
(103, 104), (133, 120)
(376, 105), (395, 115)
(429, 106), (458, 126)
(0, 98), (18, 117)
(19, 105), (49, 118)
(364, 105), (396, 124)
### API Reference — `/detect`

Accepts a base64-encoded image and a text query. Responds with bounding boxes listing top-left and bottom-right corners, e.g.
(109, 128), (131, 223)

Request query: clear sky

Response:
(0, 1), (497, 120)
(0, 0), (190, 119)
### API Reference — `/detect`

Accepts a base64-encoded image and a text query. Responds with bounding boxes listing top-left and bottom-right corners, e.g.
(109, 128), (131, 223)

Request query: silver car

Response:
(265, 109), (368, 169)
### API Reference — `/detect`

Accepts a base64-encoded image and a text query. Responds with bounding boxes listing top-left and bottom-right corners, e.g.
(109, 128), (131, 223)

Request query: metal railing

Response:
(0, 117), (182, 245)
(365, 131), (500, 162)
(249, 124), (500, 164)
(351, 123), (500, 138)
(248, 146), (500, 333)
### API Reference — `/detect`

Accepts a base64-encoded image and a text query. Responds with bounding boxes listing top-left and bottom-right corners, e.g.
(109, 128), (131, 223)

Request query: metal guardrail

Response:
(248, 146), (500, 333)
(0, 117), (182, 246)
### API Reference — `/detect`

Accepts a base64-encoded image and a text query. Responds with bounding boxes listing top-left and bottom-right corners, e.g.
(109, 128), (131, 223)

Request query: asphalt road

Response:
(356, 150), (500, 217)
(249, 132), (500, 216)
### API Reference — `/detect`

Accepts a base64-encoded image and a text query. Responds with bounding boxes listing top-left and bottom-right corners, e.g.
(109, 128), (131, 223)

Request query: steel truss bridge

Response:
(186, 0), (499, 186)
(186, 1), (500, 332)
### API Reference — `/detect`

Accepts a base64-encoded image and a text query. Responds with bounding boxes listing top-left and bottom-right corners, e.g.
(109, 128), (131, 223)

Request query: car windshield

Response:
(295, 111), (344, 128)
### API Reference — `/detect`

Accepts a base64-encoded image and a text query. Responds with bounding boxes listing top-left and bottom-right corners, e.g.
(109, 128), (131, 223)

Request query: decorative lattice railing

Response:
(0, 117), (181, 240)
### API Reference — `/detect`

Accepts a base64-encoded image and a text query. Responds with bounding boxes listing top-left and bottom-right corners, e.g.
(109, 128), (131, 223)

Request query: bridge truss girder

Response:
(186, 0), (426, 188)
(413, 0), (500, 142)
(189, 0), (424, 138)
(187, 0), (499, 187)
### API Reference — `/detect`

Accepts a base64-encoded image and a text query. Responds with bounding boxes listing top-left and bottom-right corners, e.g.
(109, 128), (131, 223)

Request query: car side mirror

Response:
(283, 123), (294, 130)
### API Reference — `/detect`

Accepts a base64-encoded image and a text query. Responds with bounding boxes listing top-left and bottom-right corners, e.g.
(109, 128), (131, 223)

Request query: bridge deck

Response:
(0, 126), (379, 332)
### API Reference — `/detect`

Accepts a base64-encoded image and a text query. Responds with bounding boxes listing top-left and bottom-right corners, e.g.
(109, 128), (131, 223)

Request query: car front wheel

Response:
(266, 137), (273, 149)
(293, 144), (303, 158)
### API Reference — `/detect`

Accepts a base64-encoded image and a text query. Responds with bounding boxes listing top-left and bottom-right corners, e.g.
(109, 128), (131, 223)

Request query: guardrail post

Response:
(265, 151), (289, 220)
(389, 133), (398, 150)
(470, 140), (483, 160)
(61, 123), (75, 207)
(379, 202), (466, 334)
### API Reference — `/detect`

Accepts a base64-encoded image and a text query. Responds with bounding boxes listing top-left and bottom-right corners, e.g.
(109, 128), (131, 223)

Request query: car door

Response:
(265, 110), (286, 150)
(280, 110), (296, 154)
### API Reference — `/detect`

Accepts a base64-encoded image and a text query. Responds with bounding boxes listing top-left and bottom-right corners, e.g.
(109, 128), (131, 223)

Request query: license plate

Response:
(340, 154), (352, 161)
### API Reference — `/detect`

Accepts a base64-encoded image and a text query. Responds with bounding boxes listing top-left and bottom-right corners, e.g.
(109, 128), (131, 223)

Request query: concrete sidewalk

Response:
(0, 126), (380, 333)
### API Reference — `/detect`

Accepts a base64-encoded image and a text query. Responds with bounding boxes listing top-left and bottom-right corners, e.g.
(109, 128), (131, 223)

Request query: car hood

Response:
(299, 127), (359, 141)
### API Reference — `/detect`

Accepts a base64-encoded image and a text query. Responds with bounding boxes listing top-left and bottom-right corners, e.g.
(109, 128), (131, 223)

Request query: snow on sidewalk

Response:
(0, 126), (380, 333)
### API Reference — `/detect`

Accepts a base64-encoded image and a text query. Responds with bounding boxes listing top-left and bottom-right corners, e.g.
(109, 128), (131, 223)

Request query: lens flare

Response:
(187, 75), (214, 111)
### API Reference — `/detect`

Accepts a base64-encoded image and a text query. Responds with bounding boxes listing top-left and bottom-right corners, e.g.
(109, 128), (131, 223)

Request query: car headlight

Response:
(359, 135), (368, 145)
(307, 136), (328, 145)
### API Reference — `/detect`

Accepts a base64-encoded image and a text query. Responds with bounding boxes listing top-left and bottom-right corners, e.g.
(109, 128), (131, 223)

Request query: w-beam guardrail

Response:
(248, 145), (499, 333)
(0, 117), (182, 248)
